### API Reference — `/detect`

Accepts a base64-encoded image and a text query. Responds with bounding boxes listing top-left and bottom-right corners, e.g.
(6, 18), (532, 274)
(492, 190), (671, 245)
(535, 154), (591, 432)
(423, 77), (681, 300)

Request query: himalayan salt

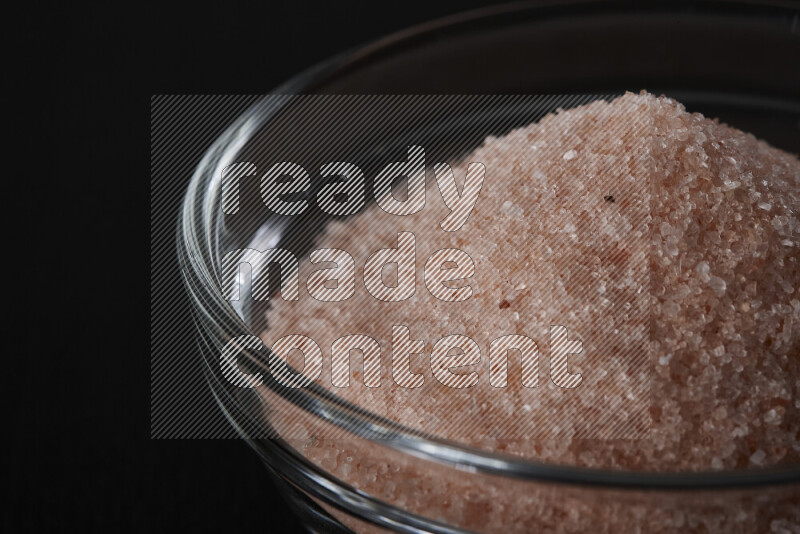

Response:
(260, 92), (800, 532)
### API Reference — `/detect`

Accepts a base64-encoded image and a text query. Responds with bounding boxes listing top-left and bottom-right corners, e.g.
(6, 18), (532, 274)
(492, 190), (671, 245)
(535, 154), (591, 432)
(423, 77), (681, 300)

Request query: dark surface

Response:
(13, 1), (501, 533)
(13, 0), (800, 533)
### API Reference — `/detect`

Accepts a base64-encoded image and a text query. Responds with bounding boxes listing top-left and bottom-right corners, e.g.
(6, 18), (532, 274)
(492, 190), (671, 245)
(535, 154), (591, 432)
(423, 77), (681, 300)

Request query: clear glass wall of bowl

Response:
(179, 2), (800, 532)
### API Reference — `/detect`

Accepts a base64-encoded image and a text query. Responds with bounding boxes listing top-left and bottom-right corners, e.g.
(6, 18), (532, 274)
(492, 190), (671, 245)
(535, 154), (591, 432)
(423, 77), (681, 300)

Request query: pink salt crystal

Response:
(764, 408), (783, 426)
(261, 92), (800, 533)
(708, 275), (727, 296)
(749, 449), (767, 466)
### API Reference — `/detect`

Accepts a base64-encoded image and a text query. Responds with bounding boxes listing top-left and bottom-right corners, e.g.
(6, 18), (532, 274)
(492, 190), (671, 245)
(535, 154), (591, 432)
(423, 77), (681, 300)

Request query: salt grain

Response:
(749, 449), (767, 466)
(709, 276), (727, 296)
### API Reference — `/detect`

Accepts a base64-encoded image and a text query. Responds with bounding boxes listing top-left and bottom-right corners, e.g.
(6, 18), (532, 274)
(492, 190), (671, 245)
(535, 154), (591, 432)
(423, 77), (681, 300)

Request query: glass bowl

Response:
(179, 1), (800, 532)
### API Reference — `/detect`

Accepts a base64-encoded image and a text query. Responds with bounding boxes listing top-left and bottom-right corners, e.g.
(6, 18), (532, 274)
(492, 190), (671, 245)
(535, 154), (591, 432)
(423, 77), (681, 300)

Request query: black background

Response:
(13, 1), (503, 533)
(13, 0), (800, 533)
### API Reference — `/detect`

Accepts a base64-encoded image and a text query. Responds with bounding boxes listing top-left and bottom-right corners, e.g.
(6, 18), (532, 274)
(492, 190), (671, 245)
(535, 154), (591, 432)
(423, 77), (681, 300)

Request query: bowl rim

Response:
(178, 0), (800, 494)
